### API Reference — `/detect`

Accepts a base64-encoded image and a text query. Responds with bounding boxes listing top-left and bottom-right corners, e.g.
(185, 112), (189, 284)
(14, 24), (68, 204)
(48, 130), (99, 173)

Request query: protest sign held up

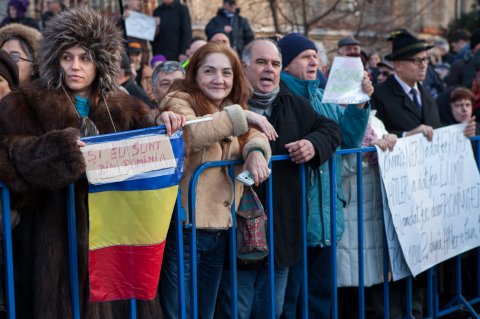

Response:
(377, 124), (480, 277)
(321, 56), (370, 104)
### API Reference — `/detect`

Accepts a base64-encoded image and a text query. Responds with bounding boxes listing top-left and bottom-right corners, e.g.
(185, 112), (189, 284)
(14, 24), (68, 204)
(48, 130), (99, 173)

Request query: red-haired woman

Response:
(159, 42), (276, 319)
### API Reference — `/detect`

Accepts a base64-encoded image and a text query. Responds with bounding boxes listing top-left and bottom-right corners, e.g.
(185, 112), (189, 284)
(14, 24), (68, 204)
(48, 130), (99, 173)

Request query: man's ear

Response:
(241, 60), (247, 68)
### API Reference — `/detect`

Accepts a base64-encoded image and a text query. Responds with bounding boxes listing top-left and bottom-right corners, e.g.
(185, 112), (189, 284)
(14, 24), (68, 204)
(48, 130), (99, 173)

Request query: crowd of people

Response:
(0, 0), (479, 319)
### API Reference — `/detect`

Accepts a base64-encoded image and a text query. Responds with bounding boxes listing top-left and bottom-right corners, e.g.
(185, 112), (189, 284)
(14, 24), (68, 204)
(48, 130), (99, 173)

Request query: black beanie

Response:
(277, 33), (317, 69)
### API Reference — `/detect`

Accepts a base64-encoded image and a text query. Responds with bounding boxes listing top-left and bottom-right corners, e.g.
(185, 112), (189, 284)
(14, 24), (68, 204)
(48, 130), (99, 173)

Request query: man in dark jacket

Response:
(205, 0), (254, 56)
(151, 0), (192, 61)
(215, 39), (341, 318)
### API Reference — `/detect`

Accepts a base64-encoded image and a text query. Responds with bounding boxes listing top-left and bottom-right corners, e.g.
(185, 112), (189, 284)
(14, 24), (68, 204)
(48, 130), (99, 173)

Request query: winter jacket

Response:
(162, 91), (271, 229)
(337, 115), (387, 287)
(152, 0), (192, 60)
(205, 8), (254, 55)
(251, 82), (341, 268)
(280, 71), (370, 247)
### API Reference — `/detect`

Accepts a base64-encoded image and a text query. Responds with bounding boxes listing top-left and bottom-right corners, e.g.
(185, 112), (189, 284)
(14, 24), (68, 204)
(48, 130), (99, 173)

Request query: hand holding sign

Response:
(322, 57), (370, 105)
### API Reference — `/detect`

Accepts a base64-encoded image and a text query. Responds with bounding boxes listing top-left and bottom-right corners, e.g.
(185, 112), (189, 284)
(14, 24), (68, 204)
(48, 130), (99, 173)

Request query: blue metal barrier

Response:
(1, 140), (480, 318)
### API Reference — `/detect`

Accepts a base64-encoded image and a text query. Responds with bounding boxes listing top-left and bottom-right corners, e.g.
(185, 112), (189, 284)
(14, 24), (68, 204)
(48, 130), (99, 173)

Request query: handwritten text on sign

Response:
(377, 124), (480, 277)
(81, 135), (176, 185)
(321, 56), (369, 104)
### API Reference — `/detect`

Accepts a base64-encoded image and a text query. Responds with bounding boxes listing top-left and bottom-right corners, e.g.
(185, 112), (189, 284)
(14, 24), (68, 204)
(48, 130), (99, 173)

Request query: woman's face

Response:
(0, 75), (11, 100)
(196, 53), (233, 106)
(60, 45), (97, 98)
(8, 6), (17, 18)
(451, 98), (472, 123)
(1, 39), (34, 85)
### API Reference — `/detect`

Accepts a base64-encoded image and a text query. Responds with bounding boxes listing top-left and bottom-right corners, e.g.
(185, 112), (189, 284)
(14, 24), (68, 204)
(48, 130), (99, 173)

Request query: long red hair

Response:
(172, 42), (252, 116)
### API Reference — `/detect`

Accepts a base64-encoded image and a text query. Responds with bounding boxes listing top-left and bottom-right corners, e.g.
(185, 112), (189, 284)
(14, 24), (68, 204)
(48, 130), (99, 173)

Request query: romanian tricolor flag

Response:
(81, 126), (184, 302)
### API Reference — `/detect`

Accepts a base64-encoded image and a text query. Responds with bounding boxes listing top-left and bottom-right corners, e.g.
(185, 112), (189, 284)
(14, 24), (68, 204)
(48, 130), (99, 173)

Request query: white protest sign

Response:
(321, 57), (369, 104)
(377, 124), (480, 277)
(380, 177), (412, 281)
(81, 134), (176, 185)
(125, 11), (157, 41)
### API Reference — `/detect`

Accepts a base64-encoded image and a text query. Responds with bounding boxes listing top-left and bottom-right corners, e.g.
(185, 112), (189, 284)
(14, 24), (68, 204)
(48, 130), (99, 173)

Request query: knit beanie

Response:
(0, 50), (19, 88)
(277, 33), (317, 69)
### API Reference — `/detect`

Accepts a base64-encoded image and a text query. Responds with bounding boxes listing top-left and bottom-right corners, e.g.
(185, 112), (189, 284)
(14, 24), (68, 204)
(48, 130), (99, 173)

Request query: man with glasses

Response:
(371, 33), (441, 141)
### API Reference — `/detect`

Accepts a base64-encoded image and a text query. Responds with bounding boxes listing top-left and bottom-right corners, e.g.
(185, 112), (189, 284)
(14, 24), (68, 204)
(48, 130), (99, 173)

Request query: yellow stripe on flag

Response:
(89, 185), (178, 249)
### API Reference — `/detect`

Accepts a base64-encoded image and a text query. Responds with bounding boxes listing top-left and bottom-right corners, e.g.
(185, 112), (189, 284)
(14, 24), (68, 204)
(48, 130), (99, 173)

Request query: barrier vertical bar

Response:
(356, 153), (365, 319)
(228, 164), (238, 319)
(129, 299), (136, 319)
(382, 230), (389, 319)
(188, 184), (197, 319)
(426, 268), (433, 318)
(299, 164), (308, 319)
(267, 161), (275, 319)
(405, 276), (413, 319)
(1, 184), (15, 319)
(176, 190), (186, 319)
(67, 183), (80, 319)
(329, 158), (338, 319)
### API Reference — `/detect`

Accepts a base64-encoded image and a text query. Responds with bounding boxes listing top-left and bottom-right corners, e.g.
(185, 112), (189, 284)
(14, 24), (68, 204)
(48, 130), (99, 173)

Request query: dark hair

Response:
(450, 87), (475, 104)
(172, 42), (252, 116)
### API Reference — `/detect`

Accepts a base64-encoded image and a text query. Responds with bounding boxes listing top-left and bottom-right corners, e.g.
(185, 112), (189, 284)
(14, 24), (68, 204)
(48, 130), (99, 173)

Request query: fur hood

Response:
(40, 7), (124, 94)
(0, 23), (41, 72)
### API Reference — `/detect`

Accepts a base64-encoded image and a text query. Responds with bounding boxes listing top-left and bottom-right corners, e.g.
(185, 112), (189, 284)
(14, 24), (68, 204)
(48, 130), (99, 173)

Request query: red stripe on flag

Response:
(89, 242), (165, 302)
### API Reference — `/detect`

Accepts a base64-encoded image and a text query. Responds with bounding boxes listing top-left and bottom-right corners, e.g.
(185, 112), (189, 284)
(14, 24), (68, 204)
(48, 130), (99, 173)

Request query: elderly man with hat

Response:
(371, 33), (444, 140)
(0, 50), (19, 100)
(276, 32), (372, 319)
(337, 36), (361, 57)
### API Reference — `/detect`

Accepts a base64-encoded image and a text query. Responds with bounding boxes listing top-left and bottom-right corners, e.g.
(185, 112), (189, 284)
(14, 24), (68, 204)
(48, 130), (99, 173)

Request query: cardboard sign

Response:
(81, 134), (176, 185)
(322, 56), (369, 104)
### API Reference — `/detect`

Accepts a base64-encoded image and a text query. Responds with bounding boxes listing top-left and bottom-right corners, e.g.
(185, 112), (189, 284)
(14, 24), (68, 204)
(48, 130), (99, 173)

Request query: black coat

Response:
(371, 75), (441, 136)
(253, 82), (341, 268)
(205, 8), (254, 55)
(151, 1), (192, 60)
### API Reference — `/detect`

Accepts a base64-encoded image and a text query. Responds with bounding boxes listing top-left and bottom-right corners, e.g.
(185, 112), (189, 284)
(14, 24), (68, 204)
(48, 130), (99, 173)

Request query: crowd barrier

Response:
(1, 137), (480, 319)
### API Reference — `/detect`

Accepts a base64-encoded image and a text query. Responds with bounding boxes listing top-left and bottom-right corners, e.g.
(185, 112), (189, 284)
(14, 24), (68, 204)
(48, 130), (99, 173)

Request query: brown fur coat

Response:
(0, 83), (162, 319)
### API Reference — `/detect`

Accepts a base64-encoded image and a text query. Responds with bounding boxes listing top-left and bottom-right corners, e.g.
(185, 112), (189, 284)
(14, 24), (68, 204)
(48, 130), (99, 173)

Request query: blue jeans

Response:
(282, 246), (332, 319)
(160, 226), (229, 319)
(216, 266), (289, 319)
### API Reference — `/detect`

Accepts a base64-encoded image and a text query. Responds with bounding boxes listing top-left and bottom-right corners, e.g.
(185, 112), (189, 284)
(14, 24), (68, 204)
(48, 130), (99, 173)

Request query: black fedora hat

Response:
(385, 33), (433, 61)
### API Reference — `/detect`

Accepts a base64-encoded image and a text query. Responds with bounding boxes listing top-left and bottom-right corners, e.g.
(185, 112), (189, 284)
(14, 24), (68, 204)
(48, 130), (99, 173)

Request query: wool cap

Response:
(206, 28), (228, 42)
(128, 41), (142, 55)
(0, 50), (19, 88)
(277, 33), (317, 69)
(150, 54), (166, 68)
(338, 37), (360, 48)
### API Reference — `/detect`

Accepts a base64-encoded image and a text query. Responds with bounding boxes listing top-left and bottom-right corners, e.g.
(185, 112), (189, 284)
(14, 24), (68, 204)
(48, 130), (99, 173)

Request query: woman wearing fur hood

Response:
(0, 6), (184, 319)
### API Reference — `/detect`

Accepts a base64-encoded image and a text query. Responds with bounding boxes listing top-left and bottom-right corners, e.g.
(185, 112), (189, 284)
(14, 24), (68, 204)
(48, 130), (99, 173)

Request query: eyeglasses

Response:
(8, 52), (33, 63)
(379, 71), (391, 77)
(402, 57), (430, 66)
